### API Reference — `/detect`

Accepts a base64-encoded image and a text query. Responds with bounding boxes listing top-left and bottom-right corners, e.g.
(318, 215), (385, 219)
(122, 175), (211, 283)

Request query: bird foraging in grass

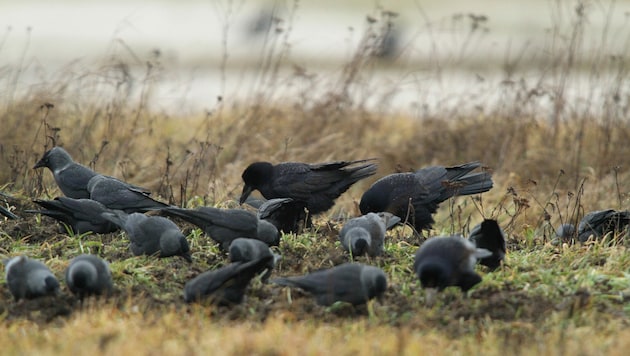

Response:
(183, 255), (273, 305)
(102, 211), (192, 262)
(272, 263), (387, 306)
(413, 235), (491, 292)
(239, 159), (378, 215)
(339, 212), (400, 257)
(25, 197), (119, 235)
(161, 206), (279, 250)
(359, 161), (493, 233)
(88, 175), (169, 213)
(65, 254), (113, 299)
(556, 209), (630, 244)
(229, 238), (280, 282)
(4, 256), (60, 301)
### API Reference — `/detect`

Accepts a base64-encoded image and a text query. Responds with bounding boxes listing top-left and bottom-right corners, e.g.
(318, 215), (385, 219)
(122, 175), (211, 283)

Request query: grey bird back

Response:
(65, 254), (113, 298)
(4, 256), (59, 301)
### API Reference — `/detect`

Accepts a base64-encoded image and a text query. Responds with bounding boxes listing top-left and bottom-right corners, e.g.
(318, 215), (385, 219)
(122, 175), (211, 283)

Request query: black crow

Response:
(558, 210), (630, 243)
(257, 198), (309, 234)
(359, 161), (493, 232)
(239, 159), (378, 215)
(469, 219), (506, 270)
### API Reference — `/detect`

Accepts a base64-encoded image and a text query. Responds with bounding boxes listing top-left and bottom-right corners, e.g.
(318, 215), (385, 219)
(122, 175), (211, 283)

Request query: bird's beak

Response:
(239, 185), (254, 205)
(181, 253), (193, 263)
(33, 158), (46, 169)
(424, 287), (438, 306)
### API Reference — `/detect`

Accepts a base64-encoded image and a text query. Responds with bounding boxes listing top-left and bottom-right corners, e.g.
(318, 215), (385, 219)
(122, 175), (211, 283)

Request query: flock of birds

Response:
(0, 146), (628, 308)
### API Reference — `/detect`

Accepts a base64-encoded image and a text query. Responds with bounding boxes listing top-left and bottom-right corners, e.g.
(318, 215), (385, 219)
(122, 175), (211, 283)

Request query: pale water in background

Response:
(3, 0), (630, 116)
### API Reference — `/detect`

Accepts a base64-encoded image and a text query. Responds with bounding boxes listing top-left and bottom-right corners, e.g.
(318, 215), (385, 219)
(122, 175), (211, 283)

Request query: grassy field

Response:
(2, 2), (630, 355)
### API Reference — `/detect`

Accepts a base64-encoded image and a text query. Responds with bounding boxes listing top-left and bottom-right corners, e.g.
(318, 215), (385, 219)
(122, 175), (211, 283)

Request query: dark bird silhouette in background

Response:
(88, 175), (169, 213)
(0, 205), (18, 220)
(257, 198), (310, 234)
(556, 209), (630, 243)
(239, 159), (378, 215)
(65, 254), (113, 299)
(183, 255), (273, 305)
(4, 256), (60, 301)
(161, 206), (279, 250)
(33, 146), (99, 199)
(272, 263), (387, 306)
(359, 161), (493, 233)
(339, 212), (400, 257)
(414, 235), (491, 292)
(229, 238), (280, 282)
(25, 197), (119, 235)
(469, 219), (506, 270)
(102, 211), (192, 262)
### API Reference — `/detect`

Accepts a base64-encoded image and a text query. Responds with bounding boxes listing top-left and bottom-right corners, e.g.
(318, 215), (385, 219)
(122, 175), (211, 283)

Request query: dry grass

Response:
(2, 1), (630, 354)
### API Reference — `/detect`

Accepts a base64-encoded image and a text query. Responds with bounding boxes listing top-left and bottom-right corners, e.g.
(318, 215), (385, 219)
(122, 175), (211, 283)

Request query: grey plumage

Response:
(239, 159), (378, 215)
(229, 238), (280, 282)
(272, 263), (387, 306)
(25, 197), (119, 234)
(360, 161), (493, 232)
(65, 254), (113, 298)
(257, 198), (310, 234)
(4, 256), (60, 301)
(88, 174), (169, 213)
(469, 219), (506, 270)
(413, 235), (491, 292)
(161, 206), (279, 250)
(339, 212), (398, 257)
(183, 255), (273, 305)
(33, 147), (99, 199)
(102, 211), (192, 262)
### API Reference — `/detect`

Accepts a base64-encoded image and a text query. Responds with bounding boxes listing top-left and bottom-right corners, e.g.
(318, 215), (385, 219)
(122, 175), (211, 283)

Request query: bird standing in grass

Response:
(359, 161), (493, 233)
(33, 146), (99, 199)
(272, 263), (387, 306)
(239, 159), (378, 215)
(102, 211), (192, 262)
(34, 146), (151, 200)
(229, 238), (280, 282)
(183, 255), (273, 305)
(88, 175), (169, 213)
(4, 256), (60, 301)
(556, 209), (630, 243)
(339, 212), (400, 257)
(65, 254), (113, 299)
(25, 197), (119, 234)
(413, 235), (491, 292)
(161, 206), (279, 249)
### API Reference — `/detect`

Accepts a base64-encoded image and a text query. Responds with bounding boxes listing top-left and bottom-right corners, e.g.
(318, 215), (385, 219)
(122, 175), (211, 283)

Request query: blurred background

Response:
(3, 0), (630, 115)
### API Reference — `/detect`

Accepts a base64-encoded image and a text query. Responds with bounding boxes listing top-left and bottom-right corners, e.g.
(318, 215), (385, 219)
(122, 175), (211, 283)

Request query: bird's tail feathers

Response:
(100, 210), (129, 228)
(441, 172), (493, 200)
